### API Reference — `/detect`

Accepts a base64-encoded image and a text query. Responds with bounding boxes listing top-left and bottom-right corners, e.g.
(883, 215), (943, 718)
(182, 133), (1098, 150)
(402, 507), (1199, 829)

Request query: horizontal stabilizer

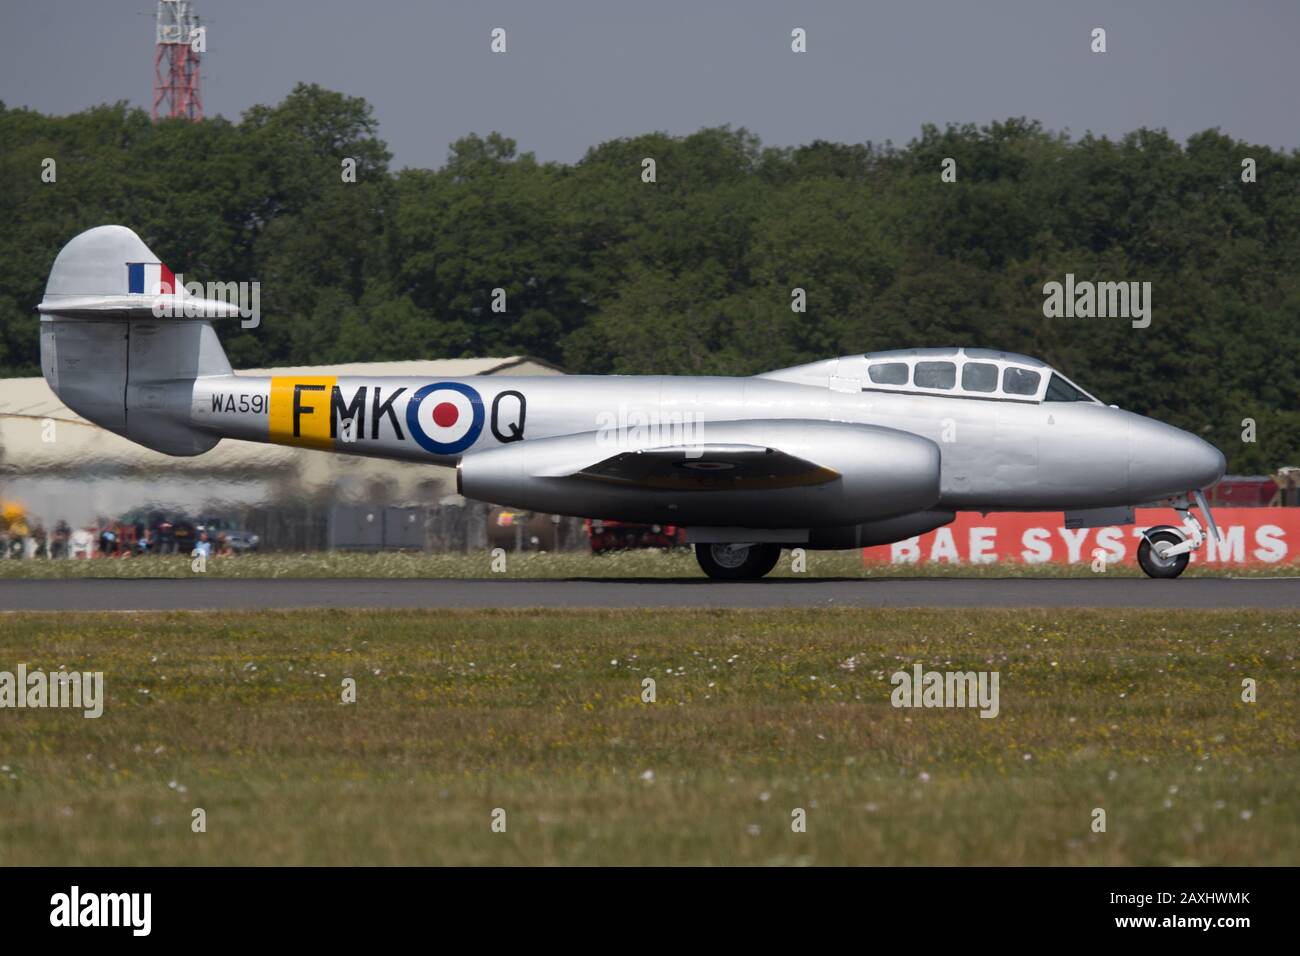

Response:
(38, 294), (243, 320)
(39, 224), (243, 321)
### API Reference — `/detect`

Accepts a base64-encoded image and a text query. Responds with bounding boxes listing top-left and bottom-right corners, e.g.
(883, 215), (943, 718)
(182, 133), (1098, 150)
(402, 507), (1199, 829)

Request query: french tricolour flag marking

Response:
(126, 262), (175, 295)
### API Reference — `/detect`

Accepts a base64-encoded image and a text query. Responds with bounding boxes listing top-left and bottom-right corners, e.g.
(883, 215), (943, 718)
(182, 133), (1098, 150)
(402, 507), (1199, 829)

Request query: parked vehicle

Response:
(1206, 476), (1278, 508)
(584, 519), (687, 553)
(195, 516), (260, 554)
(487, 508), (560, 552)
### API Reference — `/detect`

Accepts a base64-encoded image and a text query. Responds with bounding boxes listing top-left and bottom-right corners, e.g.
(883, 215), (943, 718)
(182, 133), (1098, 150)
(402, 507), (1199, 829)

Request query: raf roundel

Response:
(406, 382), (485, 455)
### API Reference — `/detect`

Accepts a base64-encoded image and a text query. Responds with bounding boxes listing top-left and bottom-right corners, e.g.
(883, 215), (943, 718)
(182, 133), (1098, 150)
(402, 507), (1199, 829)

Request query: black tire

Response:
(1137, 526), (1189, 579)
(694, 543), (782, 580)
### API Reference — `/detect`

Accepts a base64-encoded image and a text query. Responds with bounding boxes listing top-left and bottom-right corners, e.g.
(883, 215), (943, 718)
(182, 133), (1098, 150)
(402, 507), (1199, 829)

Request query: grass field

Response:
(0, 607), (1296, 865)
(1, 549), (1298, 579)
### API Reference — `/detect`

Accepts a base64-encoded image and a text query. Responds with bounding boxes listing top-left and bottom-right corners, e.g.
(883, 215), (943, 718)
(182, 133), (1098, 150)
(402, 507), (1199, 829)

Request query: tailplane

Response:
(39, 225), (237, 455)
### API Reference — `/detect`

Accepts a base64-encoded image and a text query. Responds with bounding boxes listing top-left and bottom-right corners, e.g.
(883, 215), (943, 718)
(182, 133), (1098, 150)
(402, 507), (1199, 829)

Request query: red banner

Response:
(861, 508), (1300, 566)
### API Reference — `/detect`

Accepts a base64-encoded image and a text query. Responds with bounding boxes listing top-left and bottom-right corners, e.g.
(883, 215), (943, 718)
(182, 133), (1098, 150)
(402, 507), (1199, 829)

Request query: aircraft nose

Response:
(1128, 417), (1227, 500)
(1191, 435), (1228, 489)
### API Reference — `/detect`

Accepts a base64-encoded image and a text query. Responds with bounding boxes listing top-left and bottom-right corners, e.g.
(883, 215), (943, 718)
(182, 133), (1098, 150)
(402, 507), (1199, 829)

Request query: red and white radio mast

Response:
(151, 0), (203, 121)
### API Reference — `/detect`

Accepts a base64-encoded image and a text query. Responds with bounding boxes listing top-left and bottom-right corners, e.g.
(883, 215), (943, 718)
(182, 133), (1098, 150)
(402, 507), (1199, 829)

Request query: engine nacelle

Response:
(458, 419), (940, 528)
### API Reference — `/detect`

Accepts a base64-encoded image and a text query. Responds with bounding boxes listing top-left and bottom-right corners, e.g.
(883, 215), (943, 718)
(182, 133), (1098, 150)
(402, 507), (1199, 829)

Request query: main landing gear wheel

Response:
(695, 543), (782, 580)
(1137, 526), (1190, 579)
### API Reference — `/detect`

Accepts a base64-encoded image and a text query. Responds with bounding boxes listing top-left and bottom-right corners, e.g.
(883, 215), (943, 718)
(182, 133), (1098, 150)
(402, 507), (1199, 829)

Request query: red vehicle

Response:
(1205, 476), (1278, 508)
(584, 519), (688, 553)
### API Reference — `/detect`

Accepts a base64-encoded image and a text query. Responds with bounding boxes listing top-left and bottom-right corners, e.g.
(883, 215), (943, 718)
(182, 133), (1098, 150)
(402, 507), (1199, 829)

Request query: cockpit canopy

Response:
(858, 348), (1098, 403)
(760, 347), (1101, 404)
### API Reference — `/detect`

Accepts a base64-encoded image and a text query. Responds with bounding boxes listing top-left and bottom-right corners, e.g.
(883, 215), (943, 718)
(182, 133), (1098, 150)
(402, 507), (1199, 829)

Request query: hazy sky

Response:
(2, 1), (1297, 169)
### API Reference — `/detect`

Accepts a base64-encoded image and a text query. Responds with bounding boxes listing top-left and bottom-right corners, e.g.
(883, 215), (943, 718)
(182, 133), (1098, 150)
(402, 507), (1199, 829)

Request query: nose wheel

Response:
(694, 543), (782, 580)
(1136, 490), (1221, 579)
(1137, 526), (1190, 579)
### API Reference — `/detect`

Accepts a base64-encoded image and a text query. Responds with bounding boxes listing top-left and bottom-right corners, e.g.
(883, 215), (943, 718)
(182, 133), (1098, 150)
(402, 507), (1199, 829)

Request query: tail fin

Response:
(39, 225), (237, 455)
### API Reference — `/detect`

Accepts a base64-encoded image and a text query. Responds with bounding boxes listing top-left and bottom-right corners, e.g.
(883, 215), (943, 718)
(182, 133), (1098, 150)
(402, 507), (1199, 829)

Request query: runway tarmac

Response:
(3, 577), (1300, 611)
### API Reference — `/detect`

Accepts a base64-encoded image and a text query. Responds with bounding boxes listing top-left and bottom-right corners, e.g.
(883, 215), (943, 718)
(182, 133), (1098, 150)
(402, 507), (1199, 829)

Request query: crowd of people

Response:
(0, 515), (60, 559)
(0, 518), (238, 559)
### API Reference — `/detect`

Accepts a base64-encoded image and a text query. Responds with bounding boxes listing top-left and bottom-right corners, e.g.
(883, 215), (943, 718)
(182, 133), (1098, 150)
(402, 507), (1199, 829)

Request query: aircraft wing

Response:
(570, 443), (840, 491)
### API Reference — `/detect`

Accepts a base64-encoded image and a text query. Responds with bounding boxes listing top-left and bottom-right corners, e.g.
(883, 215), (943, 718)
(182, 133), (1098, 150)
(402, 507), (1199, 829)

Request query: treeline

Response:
(1, 83), (1298, 471)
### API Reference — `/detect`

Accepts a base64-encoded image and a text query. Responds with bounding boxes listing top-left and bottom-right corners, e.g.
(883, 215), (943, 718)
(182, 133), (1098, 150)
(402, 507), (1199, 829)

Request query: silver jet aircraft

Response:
(36, 226), (1226, 579)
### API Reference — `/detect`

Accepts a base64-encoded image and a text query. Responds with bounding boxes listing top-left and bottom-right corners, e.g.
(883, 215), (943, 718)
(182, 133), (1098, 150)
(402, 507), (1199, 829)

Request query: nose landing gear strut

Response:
(1136, 490), (1221, 579)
